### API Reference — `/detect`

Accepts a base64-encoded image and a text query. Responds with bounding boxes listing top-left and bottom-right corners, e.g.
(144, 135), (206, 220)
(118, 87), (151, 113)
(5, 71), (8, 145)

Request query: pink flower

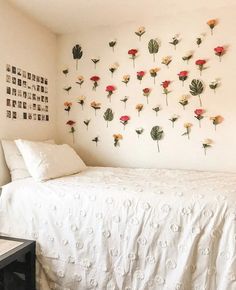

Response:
(161, 80), (170, 88)
(137, 71), (145, 83)
(143, 88), (150, 94)
(178, 71), (188, 86)
(194, 109), (204, 116)
(128, 49), (138, 56)
(106, 85), (116, 101)
(90, 76), (100, 82)
(214, 46), (225, 61)
(195, 59), (206, 66)
(120, 115), (130, 129)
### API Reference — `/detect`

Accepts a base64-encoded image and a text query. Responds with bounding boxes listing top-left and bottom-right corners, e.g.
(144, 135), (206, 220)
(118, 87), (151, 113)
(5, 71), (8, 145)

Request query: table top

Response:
(0, 236), (35, 264)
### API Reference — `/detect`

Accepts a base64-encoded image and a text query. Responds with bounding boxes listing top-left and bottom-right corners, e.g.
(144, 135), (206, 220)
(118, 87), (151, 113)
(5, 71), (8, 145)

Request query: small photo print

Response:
(41, 86), (44, 93)
(6, 87), (11, 94)
(37, 96), (40, 102)
(45, 96), (48, 103)
(32, 84), (36, 91)
(38, 114), (41, 121)
(23, 91), (27, 98)
(45, 105), (48, 112)
(23, 102), (27, 109)
(6, 110), (11, 119)
(23, 81), (27, 88)
(18, 101), (22, 108)
(12, 77), (16, 85)
(41, 95), (44, 102)
(41, 77), (44, 84)
(12, 100), (17, 108)
(6, 99), (11, 106)
(37, 104), (41, 111)
(12, 66), (16, 74)
(6, 64), (11, 72)
(36, 76), (40, 82)
(42, 115), (45, 121)
(27, 92), (31, 99)
(12, 88), (17, 96)
(6, 75), (11, 83)
(18, 90), (22, 97)
(28, 113), (32, 120)
(17, 68), (22, 76)
(12, 111), (17, 119)
(17, 79), (22, 86)
(37, 85), (40, 92)
(33, 114), (37, 120)
(32, 94), (36, 101)
(45, 79), (48, 85)
(27, 72), (31, 80)
(45, 87), (48, 94)
(32, 74), (35, 81)
(22, 71), (26, 78)
(33, 103), (36, 110)
(23, 112), (27, 120)
(46, 115), (49, 121)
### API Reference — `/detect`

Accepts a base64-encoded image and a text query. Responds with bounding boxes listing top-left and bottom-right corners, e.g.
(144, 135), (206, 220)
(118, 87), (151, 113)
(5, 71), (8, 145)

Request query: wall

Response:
(56, 6), (236, 172)
(0, 0), (57, 184)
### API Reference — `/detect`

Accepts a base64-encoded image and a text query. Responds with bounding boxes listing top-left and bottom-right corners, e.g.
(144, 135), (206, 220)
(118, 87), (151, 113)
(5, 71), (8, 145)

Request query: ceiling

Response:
(7, 0), (236, 35)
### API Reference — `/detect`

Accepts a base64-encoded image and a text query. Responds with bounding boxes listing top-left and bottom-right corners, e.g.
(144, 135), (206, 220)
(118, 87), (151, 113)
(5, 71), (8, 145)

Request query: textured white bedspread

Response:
(0, 167), (236, 290)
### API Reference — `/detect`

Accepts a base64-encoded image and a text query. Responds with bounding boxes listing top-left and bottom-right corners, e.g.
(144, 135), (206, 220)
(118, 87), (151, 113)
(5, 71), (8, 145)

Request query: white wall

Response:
(56, 5), (236, 172)
(0, 0), (57, 184)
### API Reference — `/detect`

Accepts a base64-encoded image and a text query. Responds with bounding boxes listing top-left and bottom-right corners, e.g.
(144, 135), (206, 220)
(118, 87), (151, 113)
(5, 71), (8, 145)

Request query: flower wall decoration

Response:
(210, 115), (223, 130)
(179, 95), (189, 110)
(161, 81), (171, 106)
(90, 76), (100, 91)
(182, 52), (193, 64)
(207, 19), (217, 35)
(64, 102), (72, 115)
(106, 85), (116, 101)
(209, 79), (219, 93)
(135, 26), (146, 41)
(161, 56), (172, 68)
(72, 44), (83, 70)
(76, 76), (84, 88)
(113, 134), (123, 147)
(77, 96), (85, 110)
(122, 75), (130, 86)
(109, 63), (119, 77)
(182, 123), (192, 140)
(195, 59), (207, 76)
(148, 39), (160, 62)
(178, 71), (188, 86)
(66, 120), (76, 143)
(92, 136), (99, 146)
(103, 108), (114, 127)
(189, 79), (204, 107)
(202, 139), (212, 155)
(109, 40), (117, 52)
(136, 104), (143, 116)
(62, 68), (69, 76)
(91, 58), (100, 69)
(194, 109), (205, 128)
(137, 71), (145, 84)
(196, 34), (205, 47)
(169, 115), (179, 128)
(120, 115), (130, 130)
(136, 127), (144, 138)
(64, 86), (72, 94)
(150, 126), (164, 152)
(83, 119), (90, 130)
(153, 105), (161, 116)
(214, 46), (225, 62)
(149, 68), (159, 84)
(91, 101), (101, 116)
(143, 88), (151, 104)
(169, 35), (180, 50)
(120, 96), (128, 109)
(128, 49), (138, 68)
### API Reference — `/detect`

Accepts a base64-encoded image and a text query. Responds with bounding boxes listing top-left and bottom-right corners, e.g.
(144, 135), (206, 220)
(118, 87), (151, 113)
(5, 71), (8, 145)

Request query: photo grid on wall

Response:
(5, 64), (49, 121)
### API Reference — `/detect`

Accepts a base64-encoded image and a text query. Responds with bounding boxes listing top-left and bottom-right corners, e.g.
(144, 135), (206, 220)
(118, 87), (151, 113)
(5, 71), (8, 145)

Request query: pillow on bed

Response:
(1, 139), (55, 181)
(15, 139), (86, 182)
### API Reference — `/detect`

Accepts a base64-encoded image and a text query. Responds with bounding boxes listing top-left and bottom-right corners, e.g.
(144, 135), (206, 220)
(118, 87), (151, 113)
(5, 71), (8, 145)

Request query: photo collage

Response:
(5, 64), (49, 121)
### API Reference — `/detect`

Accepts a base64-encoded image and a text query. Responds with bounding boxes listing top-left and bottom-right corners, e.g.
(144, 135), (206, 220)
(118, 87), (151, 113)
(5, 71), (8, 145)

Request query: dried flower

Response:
(120, 115), (130, 130)
(149, 67), (159, 84)
(214, 46), (225, 62)
(83, 119), (91, 130)
(137, 71), (145, 84)
(109, 39), (117, 52)
(109, 63), (119, 77)
(161, 56), (172, 68)
(182, 123), (192, 140)
(161, 81), (171, 106)
(113, 134), (123, 147)
(182, 52), (193, 64)
(122, 75), (130, 86)
(120, 96), (128, 109)
(169, 114), (179, 128)
(143, 88), (151, 104)
(90, 101), (101, 116)
(136, 104), (143, 116)
(106, 85), (116, 102)
(194, 109), (205, 128)
(62, 68), (69, 76)
(135, 26), (146, 41)
(152, 105), (161, 116)
(90, 76), (100, 91)
(202, 139), (212, 155)
(195, 59), (207, 76)
(91, 58), (100, 69)
(178, 71), (188, 86)
(210, 115), (223, 130)
(92, 136), (99, 146)
(77, 96), (85, 110)
(135, 127), (144, 138)
(66, 120), (76, 143)
(207, 19), (217, 35)
(76, 75), (84, 88)
(169, 35), (180, 50)
(179, 95), (189, 110)
(64, 101), (72, 115)
(63, 86), (72, 94)
(209, 79), (219, 93)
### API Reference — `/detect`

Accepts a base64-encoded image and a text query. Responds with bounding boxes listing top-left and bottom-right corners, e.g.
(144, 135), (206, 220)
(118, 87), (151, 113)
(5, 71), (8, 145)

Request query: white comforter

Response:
(0, 167), (236, 290)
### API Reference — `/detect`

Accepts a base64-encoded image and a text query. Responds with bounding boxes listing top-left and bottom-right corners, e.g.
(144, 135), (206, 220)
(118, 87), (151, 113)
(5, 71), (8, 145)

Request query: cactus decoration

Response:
(103, 108), (114, 128)
(72, 44), (83, 70)
(148, 39), (160, 62)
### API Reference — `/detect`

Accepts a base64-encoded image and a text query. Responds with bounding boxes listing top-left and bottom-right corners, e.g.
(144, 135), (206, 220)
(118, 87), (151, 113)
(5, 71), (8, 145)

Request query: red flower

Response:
(106, 85), (115, 92)
(120, 115), (130, 122)
(66, 120), (76, 126)
(178, 71), (188, 77)
(143, 88), (150, 94)
(128, 49), (138, 56)
(195, 59), (206, 66)
(214, 46), (224, 54)
(137, 71), (145, 77)
(194, 109), (204, 116)
(161, 80), (170, 88)
(90, 76), (100, 82)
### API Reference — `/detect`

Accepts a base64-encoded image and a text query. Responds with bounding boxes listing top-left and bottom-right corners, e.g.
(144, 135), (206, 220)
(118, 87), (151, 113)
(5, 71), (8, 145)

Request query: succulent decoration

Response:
(103, 108), (114, 127)
(189, 79), (204, 107)
(72, 44), (83, 70)
(150, 126), (164, 152)
(148, 39), (160, 62)
(135, 127), (144, 138)
(135, 26), (146, 41)
(202, 139), (212, 155)
(169, 35), (180, 50)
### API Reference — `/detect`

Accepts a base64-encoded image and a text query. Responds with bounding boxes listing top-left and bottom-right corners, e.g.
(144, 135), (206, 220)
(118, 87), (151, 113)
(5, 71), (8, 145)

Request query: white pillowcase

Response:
(15, 139), (87, 182)
(1, 139), (54, 181)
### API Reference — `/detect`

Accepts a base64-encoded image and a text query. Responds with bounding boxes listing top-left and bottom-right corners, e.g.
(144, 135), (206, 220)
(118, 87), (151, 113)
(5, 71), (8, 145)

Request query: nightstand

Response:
(0, 236), (35, 290)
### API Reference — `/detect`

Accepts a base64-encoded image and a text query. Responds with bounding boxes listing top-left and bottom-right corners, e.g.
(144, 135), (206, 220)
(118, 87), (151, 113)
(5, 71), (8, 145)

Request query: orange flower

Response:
(207, 19), (217, 35)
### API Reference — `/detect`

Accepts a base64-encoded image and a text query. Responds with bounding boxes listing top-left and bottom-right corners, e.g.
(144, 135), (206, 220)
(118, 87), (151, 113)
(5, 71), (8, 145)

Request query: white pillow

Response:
(1, 139), (55, 181)
(15, 139), (86, 182)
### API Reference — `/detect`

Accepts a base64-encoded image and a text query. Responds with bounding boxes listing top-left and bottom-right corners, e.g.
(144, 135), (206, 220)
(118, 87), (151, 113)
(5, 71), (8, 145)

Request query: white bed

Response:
(0, 166), (236, 290)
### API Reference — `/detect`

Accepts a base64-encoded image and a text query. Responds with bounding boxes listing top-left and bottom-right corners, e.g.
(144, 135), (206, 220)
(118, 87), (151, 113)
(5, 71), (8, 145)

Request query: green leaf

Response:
(150, 126), (163, 141)
(103, 108), (114, 122)
(189, 79), (204, 96)
(148, 39), (159, 61)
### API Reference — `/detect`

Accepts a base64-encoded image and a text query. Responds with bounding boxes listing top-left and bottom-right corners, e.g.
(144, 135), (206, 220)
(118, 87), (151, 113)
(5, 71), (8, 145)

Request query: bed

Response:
(0, 166), (236, 290)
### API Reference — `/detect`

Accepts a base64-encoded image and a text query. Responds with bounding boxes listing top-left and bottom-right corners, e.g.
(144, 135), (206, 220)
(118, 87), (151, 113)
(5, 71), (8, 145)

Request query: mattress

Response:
(0, 166), (236, 290)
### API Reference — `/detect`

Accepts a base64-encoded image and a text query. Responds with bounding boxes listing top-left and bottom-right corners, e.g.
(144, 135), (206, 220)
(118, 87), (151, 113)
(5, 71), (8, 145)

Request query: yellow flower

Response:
(149, 67), (159, 74)
(137, 26), (145, 34)
(184, 122), (192, 128)
(180, 95), (188, 102)
(210, 115), (223, 124)
(91, 101), (101, 109)
(113, 134), (123, 140)
(136, 104), (143, 111)
(161, 56), (172, 66)
(123, 75), (130, 81)
(110, 62), (119, 70)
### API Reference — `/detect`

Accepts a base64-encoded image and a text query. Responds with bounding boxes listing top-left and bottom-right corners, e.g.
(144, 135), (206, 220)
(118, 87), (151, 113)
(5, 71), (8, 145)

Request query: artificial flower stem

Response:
(157, 141), (160, 153)
(133, 58), (135, 68)
(198, 95), (202, 107)
(165, 94), (168, 106)
(199, 120), (201, 128)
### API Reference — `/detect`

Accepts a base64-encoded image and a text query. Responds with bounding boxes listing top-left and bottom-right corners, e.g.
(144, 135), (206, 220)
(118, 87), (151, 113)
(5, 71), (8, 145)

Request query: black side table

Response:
(0, 236), (35, 290)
